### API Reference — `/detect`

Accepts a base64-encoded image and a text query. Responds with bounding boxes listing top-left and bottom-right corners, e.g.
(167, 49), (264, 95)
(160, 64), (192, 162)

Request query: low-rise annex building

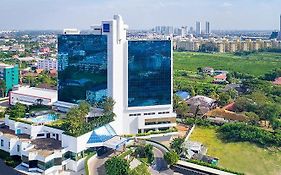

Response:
(9, 86), (58, 106)
(0, 115), (126, 175)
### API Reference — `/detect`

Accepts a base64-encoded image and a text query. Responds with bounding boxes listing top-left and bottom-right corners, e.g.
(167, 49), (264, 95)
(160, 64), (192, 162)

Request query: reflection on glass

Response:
(58, 35), (107, 104)
(128, 40), (171, 107)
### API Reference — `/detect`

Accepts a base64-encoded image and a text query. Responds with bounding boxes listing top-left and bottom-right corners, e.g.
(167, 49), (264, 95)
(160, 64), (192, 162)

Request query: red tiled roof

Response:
(273, 77), (281, 85)
(50, 69), (57, 75)
(223, 102), (235, 112)
(36, 69), (44, 74)
(214, 74), (227, 79)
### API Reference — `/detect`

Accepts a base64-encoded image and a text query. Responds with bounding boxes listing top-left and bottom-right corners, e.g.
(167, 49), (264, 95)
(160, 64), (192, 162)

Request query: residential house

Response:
(213, 74), (227, 84)
(273, 77), (281, 85)
(205, 108), (247, 124)
(185, 96), (217, 117)
(202, 67), (214, 75)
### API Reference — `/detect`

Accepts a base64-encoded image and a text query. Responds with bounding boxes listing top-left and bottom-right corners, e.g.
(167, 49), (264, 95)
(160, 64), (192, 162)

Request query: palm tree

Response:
(35, 98), (43, 105)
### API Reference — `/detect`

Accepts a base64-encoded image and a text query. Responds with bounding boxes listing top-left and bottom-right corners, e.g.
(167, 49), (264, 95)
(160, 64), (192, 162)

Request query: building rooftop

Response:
(273, 77), (281, 85)
(0, 126), (30, 141)
(214, 74), (227, 79)
(16, 57), (41, 62)
(206, 108), (247, 122)
(0, 63), (14, 69)
(184, 140), (203, 152)
(11, 87), (57, 100)
(186, 95), (216, 107)
(30, 138), (62, 157)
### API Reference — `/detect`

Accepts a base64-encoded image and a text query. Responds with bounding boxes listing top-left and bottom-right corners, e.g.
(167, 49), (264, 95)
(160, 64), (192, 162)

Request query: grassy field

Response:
(189, 127), (281, 175)
(174, 52), (281, 77)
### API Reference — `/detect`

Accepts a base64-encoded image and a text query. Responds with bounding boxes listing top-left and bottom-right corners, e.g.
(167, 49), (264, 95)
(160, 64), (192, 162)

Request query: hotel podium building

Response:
(58, 15), (176, 135)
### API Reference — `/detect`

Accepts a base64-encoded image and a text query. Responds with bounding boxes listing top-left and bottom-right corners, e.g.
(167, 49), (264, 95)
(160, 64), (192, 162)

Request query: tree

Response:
(234, 97), (256, 112)
(218, 92), (231, 106)
(175, 102), (189, 118)
(105, 156), (129, 175)
(170, 138), (184, 155)
(8, 103), (27, 118)
(262, 68), (281, 81)
(245, 112), (260, 126)
(134, 144), (154, 164)
(257, 103), (280, 121)
(63, 106), (85, 136)
(218, 122), (281, 147)
(78, 101), (91, 116)
(227, 89), (238, 99)
(0, 80), (6, 97)
(226, 73), (233, 84)
(164, 151), (179, 166)
(102, 97), (115, 114)
(63, 98), (116, 136)
(190, 86), (196, 97)
(199, 43), (218, 53)
(272, 119), (281, 131)
(173, 94), (181, 110)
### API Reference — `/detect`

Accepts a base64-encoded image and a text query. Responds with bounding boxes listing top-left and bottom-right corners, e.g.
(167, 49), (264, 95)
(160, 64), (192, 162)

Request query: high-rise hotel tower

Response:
(58, 15), (177, 135)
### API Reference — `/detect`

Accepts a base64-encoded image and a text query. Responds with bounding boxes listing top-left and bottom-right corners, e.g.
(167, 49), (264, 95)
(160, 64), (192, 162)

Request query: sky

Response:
(0, 0), (281, 30)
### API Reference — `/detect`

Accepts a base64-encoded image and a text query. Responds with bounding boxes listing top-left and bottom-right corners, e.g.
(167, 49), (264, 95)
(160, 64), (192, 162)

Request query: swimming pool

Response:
(31, 114), (58, 124)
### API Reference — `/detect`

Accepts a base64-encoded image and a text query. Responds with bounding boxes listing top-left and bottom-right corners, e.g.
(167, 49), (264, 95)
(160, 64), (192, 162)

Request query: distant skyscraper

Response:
(188, 26), (195, 34)
(205, 21), (210, 35)
(155, 26), (173, 35)
(181, 26), (188, 37)
(196, 21), (201, 35)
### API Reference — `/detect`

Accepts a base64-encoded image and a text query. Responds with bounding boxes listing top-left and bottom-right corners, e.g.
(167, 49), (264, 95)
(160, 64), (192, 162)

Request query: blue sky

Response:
(0, 0), (280, 30)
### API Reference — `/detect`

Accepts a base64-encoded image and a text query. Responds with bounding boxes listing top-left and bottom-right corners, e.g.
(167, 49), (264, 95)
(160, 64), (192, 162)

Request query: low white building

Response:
(1, 115), (126, 175)
(37, 58), (58, 71)
(9, 87), (58, 106)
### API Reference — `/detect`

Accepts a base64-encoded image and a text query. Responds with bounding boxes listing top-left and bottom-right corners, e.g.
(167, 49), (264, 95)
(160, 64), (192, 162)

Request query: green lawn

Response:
(174, 52), (281, 77)
(189, 127), (281, 175)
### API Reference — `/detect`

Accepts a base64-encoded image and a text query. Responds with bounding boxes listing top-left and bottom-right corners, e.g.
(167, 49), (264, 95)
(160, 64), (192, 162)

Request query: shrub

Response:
(164, 151), (179, 165)
(218, 123), (281, 147)
(170, 138), (184, 154)
(134, 144), (154, 164)
(105, 156), (129, 175)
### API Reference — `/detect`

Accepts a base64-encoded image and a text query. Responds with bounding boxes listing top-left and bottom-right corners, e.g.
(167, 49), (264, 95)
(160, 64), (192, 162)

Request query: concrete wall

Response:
(10, 92), (55, 106)
(61, 131), (93, 153)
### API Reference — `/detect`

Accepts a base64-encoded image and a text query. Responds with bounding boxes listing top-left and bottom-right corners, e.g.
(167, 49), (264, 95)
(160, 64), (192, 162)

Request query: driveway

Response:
(150, 147), (174, 175)
(0, 160), (24, 175)
(88, 151), (116, 175)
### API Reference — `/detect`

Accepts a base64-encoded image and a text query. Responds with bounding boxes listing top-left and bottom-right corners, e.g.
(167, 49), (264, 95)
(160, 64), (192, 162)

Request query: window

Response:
(158, 111), (170, 114)
(103, 24), (110, 32)
(57, 35), (108, 104)
(144, 112), (155, 116)
(17, 145), (20, 152)
(0, 139), (3, 147)
(128, 40), (172, 107)
(8, 142), (10, 149)
(37, 133), (45, 137)
(129, 113), (141, 117)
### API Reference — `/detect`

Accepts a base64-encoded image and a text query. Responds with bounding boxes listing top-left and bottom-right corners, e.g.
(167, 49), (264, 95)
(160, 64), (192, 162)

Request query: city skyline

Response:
(0, 0), (281, 30)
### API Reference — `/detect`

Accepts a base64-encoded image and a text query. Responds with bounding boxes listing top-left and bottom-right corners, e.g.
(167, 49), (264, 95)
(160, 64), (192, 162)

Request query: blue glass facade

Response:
(87, 124), (116, 144)
(58, 35), (107, 104)
(128, 40), (172, 107)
